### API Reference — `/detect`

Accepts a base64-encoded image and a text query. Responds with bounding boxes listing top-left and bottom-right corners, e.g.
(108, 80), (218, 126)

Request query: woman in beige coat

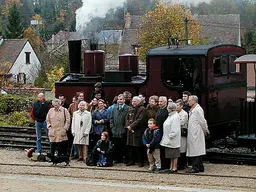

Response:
(46, 99), (70, 156)
(72, 101), (92, 162)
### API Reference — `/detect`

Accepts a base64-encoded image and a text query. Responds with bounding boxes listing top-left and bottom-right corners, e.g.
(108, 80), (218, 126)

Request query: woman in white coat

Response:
(160, 103), (181, 173)
(72, 101), (92, 162)
(186, 95), (209, 173)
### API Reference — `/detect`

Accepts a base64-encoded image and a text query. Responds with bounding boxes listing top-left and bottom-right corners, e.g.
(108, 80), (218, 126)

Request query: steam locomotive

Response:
(55, 41), (247, 140)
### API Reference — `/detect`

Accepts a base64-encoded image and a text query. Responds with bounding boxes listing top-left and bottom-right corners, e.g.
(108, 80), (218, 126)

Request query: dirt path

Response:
(0, 149), (255, 192)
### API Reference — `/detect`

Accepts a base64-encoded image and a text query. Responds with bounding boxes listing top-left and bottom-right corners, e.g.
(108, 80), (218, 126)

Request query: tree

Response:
(24, 26), (44, 53)
(243, 30), (256, 54)
(138, 3), (203, 62)
(5, 2), (24, 38)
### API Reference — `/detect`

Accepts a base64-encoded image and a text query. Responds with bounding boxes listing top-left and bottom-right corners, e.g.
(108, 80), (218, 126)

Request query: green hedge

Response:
(0, 94), (35, 114)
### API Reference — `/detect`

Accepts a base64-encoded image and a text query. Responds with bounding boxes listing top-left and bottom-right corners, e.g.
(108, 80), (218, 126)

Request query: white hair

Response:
(132, 96), (141, 102)
(52, 99), (61, 105)
(189, 95), (198, 103)
(78, 101), (88, 109)
(159, 96), (167, 103)
(167, 102), (177, 111)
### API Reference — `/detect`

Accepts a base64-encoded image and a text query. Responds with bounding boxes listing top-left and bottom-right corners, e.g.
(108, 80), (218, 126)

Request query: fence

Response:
(240, 101), (256, 136)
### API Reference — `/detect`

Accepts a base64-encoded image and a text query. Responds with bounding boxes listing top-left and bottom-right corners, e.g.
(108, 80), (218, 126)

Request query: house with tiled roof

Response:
(195, 14), (241, 45)
(0, 37), (41, 84)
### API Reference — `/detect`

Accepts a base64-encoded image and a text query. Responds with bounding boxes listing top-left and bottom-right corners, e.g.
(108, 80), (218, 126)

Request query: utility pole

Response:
(184, 17), (189, 45)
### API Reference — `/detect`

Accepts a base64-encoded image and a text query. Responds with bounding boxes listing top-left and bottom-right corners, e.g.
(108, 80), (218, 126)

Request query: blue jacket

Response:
(92, 109), (109, 135)
(142, 126), (162, 149)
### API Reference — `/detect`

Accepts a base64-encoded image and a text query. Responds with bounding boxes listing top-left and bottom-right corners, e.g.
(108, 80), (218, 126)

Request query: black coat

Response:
(155, 107), (168, 133)
(126, 104), (148, 147)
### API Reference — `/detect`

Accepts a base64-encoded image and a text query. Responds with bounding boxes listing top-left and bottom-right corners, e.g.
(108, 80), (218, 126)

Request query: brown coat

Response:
(146, 104), (159, 119)
(126, 104), (148, 147)
(46, 107), (71, 142)
(68, 102), (78, 116)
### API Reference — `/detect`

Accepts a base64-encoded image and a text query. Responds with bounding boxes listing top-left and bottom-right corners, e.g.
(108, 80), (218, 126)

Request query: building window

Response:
(25, 52), (31, 64)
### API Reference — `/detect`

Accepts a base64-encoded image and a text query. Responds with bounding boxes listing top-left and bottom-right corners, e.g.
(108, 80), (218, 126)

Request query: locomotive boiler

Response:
(55, 41), (247, 140)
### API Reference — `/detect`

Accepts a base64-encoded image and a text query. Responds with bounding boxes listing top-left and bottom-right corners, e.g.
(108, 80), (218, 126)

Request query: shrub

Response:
(0, 94), (35, 114)
(7, 111), (33, 126)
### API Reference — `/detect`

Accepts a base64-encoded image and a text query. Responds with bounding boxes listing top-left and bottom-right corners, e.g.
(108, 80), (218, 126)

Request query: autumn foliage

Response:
(47, 66), (64, 92)
(138, 3), (203, 62)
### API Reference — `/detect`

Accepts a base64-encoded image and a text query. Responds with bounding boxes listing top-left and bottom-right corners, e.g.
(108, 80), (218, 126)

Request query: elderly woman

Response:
(46, 99), (70, 156)
(160, 103), (181, 173)
(71, 101), (92, 162)
(176, 99), (188, 170)
(146, 95), (159, 119)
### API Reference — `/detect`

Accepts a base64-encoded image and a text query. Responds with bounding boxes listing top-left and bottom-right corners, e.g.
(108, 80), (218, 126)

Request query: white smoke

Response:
(164, 0), (212, 5)
(76, 0), (126, 32)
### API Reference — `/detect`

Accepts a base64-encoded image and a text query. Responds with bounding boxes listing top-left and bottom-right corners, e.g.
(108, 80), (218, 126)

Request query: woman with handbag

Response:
(176, 99), (189, 170)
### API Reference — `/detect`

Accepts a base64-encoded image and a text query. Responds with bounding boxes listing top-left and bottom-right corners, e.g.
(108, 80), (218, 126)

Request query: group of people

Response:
(31, 83), (209, 173)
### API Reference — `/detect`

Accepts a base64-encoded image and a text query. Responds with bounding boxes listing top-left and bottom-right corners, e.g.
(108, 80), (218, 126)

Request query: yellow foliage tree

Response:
(47, 66), (64, 92)
(24, 26), (44, 53)
(138, 3), (203, 62)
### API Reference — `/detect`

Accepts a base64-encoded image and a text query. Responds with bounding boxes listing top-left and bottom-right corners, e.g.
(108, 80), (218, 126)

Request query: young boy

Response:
(142, 118), (162, 172)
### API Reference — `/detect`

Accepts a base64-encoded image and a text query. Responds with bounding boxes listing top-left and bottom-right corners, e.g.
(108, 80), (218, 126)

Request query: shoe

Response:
(154, 168), (161, 173)
(77, 157), (83, 161)
(168, 169), (178, 174)
(126, 162), (135, 166)
(138, 163), (144, 167)
(148, 166), (155, 172)
(186, 169), (199, 173)
(71, 156), (79, 160)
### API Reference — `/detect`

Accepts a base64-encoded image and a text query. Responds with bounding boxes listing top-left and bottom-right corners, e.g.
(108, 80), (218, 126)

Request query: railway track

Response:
(0, 162), (256, 180)
(0, 163), (255, 191)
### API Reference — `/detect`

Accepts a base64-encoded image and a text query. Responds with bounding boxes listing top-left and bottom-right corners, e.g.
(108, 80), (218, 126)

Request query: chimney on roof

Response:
(125, 12), (131, 29)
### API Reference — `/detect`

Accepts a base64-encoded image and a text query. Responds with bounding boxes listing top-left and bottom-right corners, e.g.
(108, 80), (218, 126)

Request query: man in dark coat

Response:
(110, 94), (129, 163)
(126, 96), (148, 167)
(155, 96), (168, 133)
(59, 94), (69, 109)
(155, 96), (169, 169)
(182, 91), (191, 114)
(30, 93), (51, 154)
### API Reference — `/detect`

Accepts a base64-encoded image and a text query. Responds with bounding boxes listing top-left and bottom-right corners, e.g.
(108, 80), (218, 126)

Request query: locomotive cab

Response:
(146, 44), (246, 139)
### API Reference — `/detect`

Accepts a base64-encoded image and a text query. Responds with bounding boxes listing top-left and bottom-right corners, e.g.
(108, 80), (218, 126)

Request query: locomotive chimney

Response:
(84, 41), (105, 76)
(68, 40), (81, 73)
(119, 54), (139, 76)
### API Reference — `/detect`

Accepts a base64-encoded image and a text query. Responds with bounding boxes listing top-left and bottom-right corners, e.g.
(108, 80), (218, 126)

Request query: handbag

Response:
(181, 128), (188, 137)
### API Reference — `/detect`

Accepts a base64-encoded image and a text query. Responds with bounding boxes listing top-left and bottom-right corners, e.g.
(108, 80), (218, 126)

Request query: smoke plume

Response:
(164, 0), (212, 5)
(76, 0), (126, 32)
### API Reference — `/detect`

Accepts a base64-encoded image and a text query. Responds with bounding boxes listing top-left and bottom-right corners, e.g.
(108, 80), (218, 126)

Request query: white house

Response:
(0, 38), (41, 84)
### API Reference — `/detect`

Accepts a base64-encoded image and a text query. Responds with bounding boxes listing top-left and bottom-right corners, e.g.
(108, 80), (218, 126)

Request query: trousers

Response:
(147, 148), (161, 169)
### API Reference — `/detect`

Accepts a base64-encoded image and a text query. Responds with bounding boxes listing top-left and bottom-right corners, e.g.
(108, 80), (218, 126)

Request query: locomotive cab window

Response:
(214, 55), (239, 75)
(229, 55), (237, 74)
(162, 57), (201, 92)
(220, 55), (228, 75)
